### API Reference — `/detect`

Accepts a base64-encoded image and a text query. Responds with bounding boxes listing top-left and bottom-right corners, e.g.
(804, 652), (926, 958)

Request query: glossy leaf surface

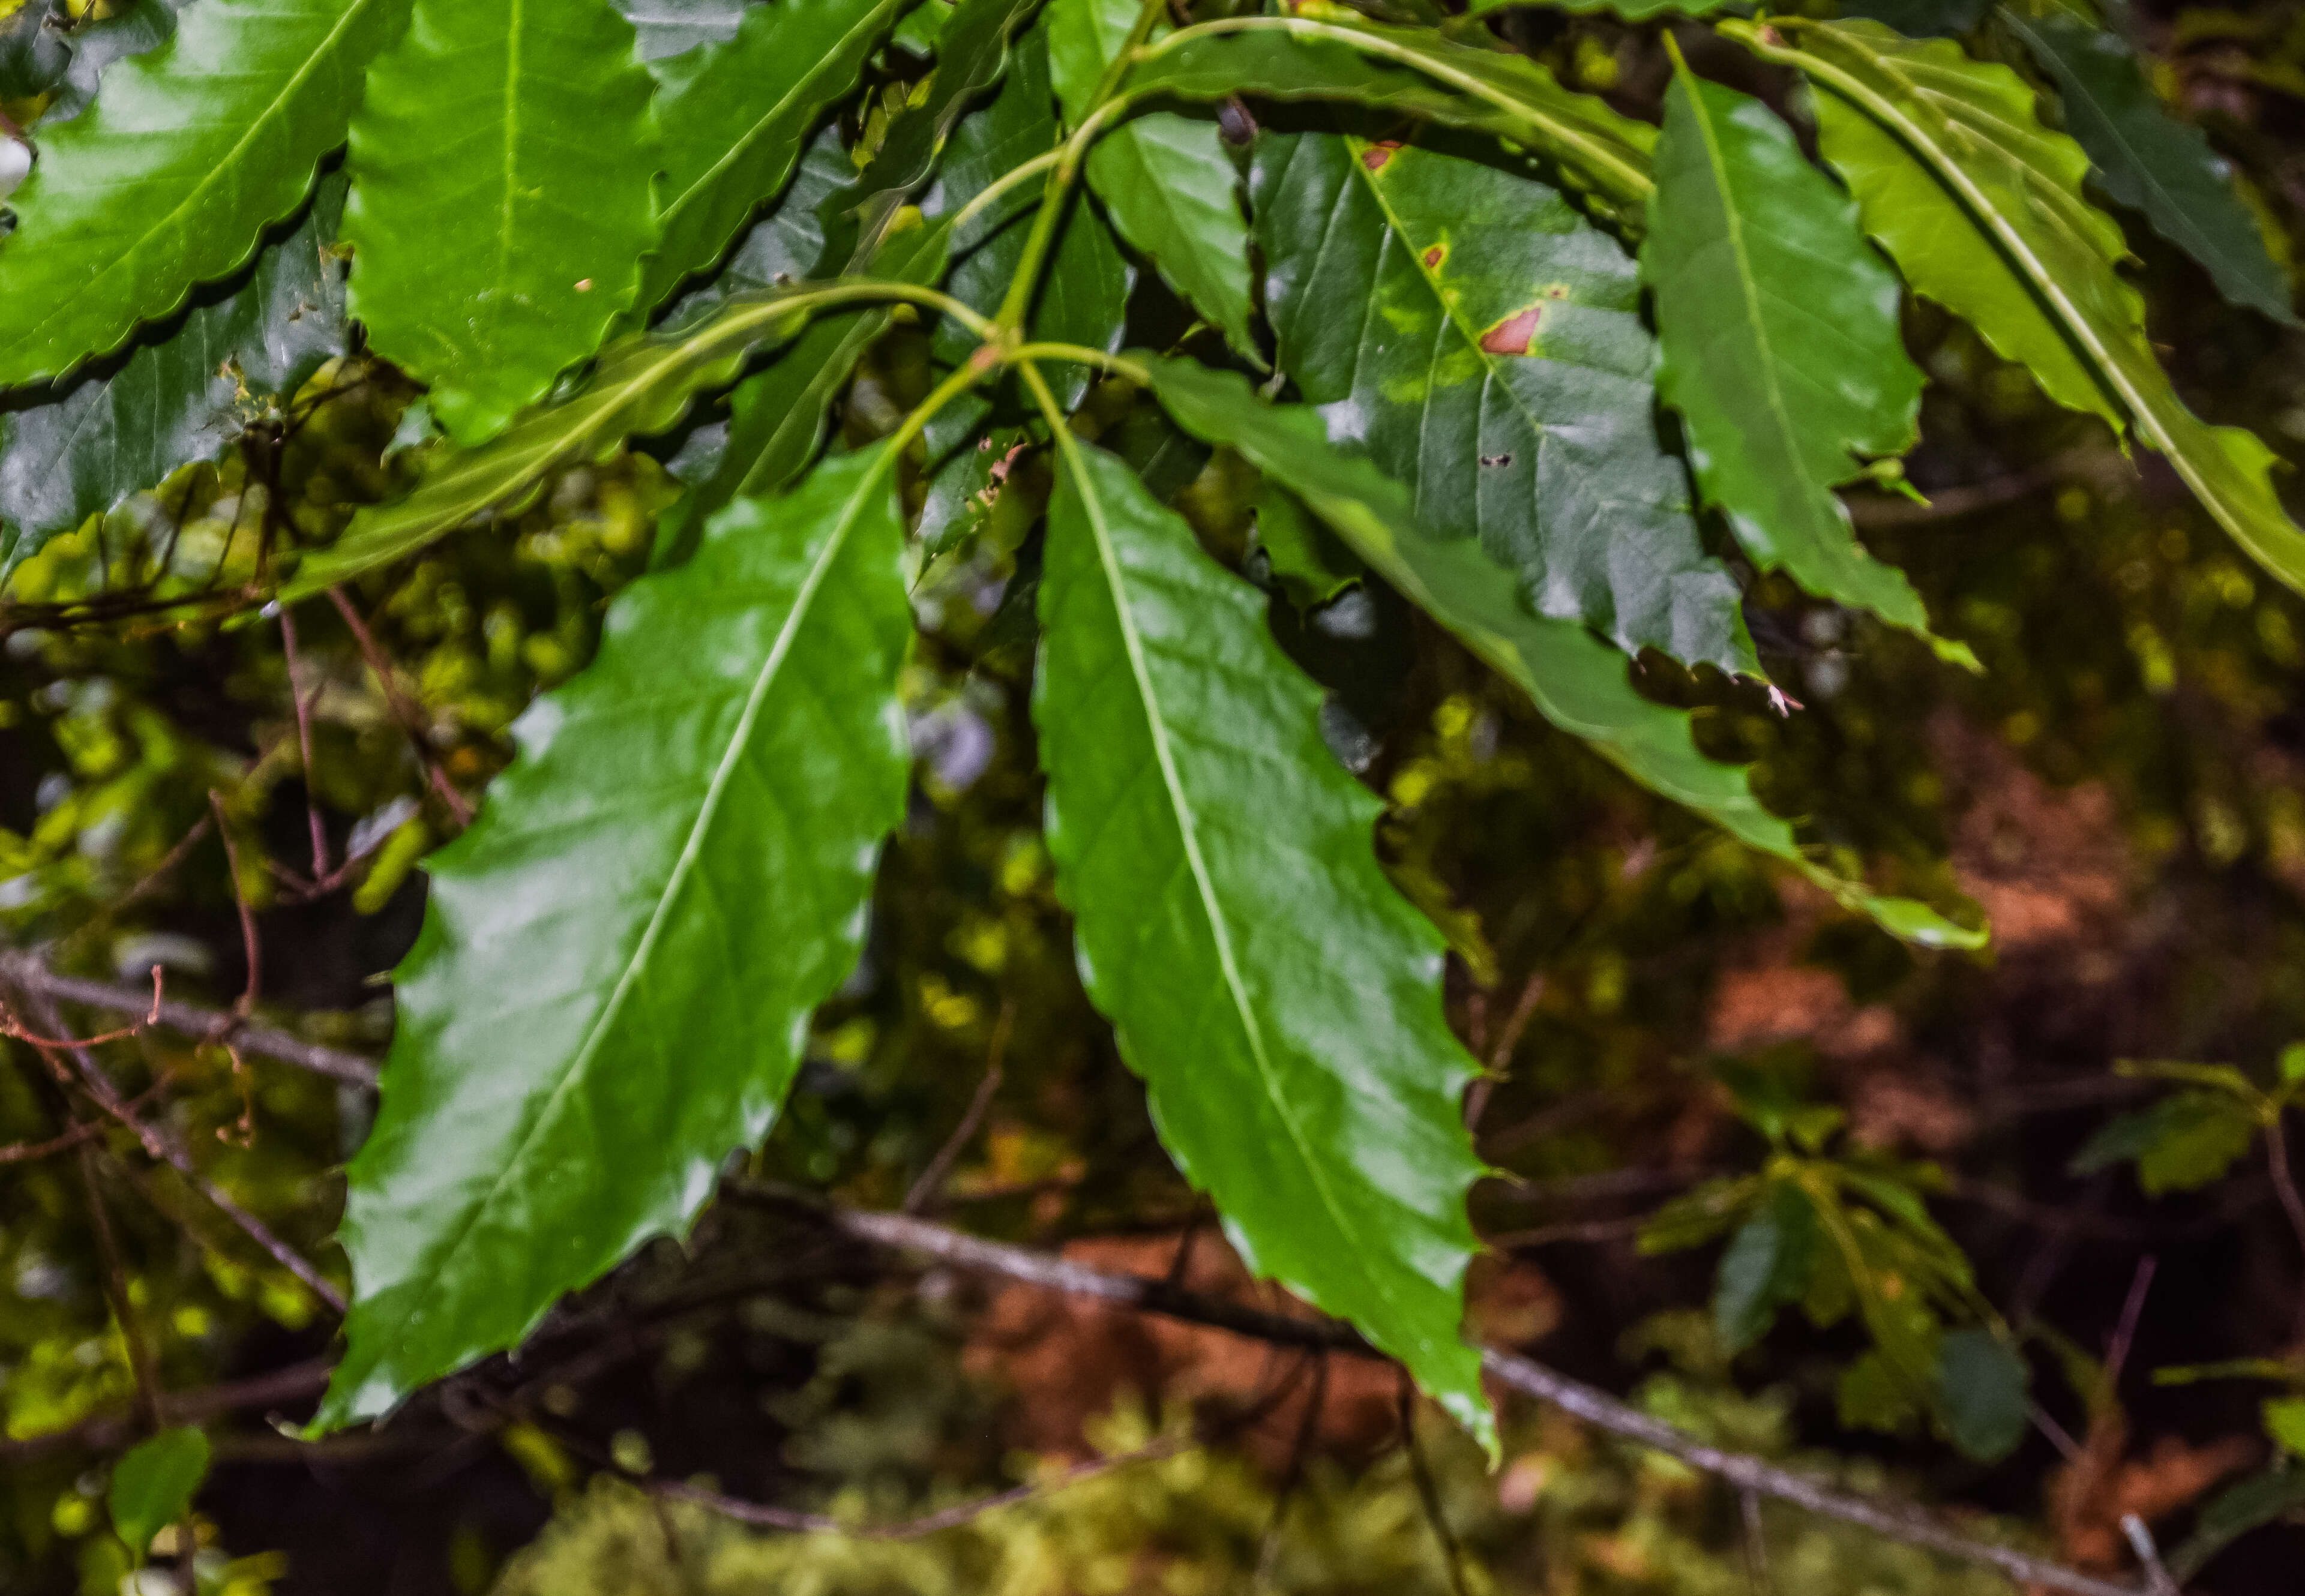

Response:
(1753, 19), (2305, 599)
(2001, 8), (2295, 325)
(636, 0), (900, 317)
(1033, 428), (1491, 1441)
(1252, 130), (1755, 678)
(1142, 357), (1986, 949)
(619, 0), (751, 60)
(1, 174), (349, 575)
(319, 444), (914, 1427)
(1645, 68), (1951, 655)
(0, 0), (400, 388)
(1050, 0), (1255, 359)
(344, 0), (660, 444)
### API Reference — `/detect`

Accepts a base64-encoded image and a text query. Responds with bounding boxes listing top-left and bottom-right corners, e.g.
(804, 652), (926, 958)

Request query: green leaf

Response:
(1743, 19), (2305, 603)
(1033, 427), (1491, 1447)
(1257, 483), (1365, 610)
(1127, 17), (1657, 220)
(1253, 129), (1755, 679)
(109, 1426), (209, 1555)
(1457, 0), (1720, 20)
(2000, 9), (2296, 326)
(0, 0), (403, 389)
(1934, 1327), (2030, 1461)
(1840, 0), (1986, 37)
(1638, 1175), (1762, 1255)
(1, 172), (349, 577)
(317, 443), (915, 1428)
(19, 0), (182, 125)
(281, 244), (951, 597)
(2069, 1090), (2258, 1193)
(660, 215), (958, 567)
(344, 0), (660, 444)
(1050, 0), (1255, 360)
(1839, 1346), (1925, 1435)
(1140, 356), (1986, 949)
(2168, 1465), (2305, 1581)
(634, 0), (903, 319)
(1714, 1181), (1821, 1352)
(2267, 1398), (2305, 1459)
(619, 0), (750, 61)
(1646, 66), (1967, 665)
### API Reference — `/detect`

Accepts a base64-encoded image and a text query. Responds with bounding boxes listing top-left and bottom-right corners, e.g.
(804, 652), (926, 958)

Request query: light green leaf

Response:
(1033, 427), (1491, 1446)
(317, 443), (915, 1428)
(2000, 9), (2297, 326)
(1714, 1181), (1821, 1353)
(1252, 130), (1757, 679)
(1050, 0), (1255, 360)
(109, 1426), (209, 1555)
(1934, 1327), (2030, 1462)
(345, 0), (660, 444)
(634, 0), (903, 318)
(1, 172), (349, 577)
(1140, 356), (1985, 949)
(1742, 19), (2305, 601)
(1456, 0), (1720, 22)
(1647, 66), (1970, 666)
(0, 0), (402, 389)
(2268, 1399), (2305, 1459)
(1128, 16), (1656, 219)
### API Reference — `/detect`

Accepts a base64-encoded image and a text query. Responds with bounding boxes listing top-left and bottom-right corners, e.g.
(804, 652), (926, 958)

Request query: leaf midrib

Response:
(366, 448), (888, 1354)
(1671, 79), (1823, 544)
(0, 0), (380, 377)
(1055, 434), (1387, 1318)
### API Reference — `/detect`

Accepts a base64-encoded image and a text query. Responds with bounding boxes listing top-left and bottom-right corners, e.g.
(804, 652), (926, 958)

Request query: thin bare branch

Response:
(0, 950), (379, 1087)
(904, 1000), (1012, 1214)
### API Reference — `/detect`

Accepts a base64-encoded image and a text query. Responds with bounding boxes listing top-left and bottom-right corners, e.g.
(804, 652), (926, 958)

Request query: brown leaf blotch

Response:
(1360, 140), (1402, 171)
(1422, 245), (1444, 269)
(1479, 306), (1543, 356)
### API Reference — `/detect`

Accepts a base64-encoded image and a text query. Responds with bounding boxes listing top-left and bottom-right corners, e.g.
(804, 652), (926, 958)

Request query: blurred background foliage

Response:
(11, 0), (2305, 1590)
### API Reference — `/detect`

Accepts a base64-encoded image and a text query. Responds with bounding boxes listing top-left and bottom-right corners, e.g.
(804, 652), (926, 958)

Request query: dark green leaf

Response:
(2169, 1465), (2305, 1581)
(1033, 428), (1491, 1445)
(1257, 482), (1365, 610)
(317, 443), (915, 1427)
(1934, 1327), (2029, 1461)
(1141, 357), (1985, 948)
(1051, 0), (1255, 359)
(1, 172), (349, 576)
(819, 0), (1043, 271)
(109, 1426), (209, 1555)
(2001, 9), (2295, 325)
(1714, 1181), (1821, 1352)
(634, 0), (904, 318)
(661, 125), (854, 331)
(1252, 129), (1757, 679)
(344, 0), (658, 443)
(2069, 1090), (2258, 1193)
(1458, 0), (1722, 19)
(1839, 1346), (1925, 1435)
(1743, 19), (2305, 604)
(0, 0), (402, 389)
(1647, 67), (1970, 665)
(660, 215), (958, 565)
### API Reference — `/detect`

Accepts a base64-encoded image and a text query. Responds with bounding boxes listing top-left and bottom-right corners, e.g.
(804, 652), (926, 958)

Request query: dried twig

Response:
(12, 988), (346, 1313)
(730, 1185), (2145, 1596)
(326, 586), (474, 826)
(904, 1000), (1012, 1214)
(0, 966), (164, 1048)
(276, 605), (332, 882)
(0, 951), (378, 1087)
